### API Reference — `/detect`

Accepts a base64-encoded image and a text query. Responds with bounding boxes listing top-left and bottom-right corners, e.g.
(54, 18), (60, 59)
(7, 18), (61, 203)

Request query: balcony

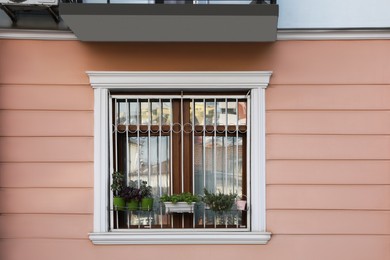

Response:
(59, 1), (278, 42)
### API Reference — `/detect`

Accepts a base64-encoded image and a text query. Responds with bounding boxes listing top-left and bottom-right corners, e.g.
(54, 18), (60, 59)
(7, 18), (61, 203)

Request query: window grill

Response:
(110, 93), (250, 231)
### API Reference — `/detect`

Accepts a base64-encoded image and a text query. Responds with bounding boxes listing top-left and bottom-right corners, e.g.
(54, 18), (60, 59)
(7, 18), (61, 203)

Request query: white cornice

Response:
(0, 29), (77, 40)
(1, 28), (390, 41)
(86, 71), (272, 89)
(277, 29), (390, 40)
(89, 232), (272, 245)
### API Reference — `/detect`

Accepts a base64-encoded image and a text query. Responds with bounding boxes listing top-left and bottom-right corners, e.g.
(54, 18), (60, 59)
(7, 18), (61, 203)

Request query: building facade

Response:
(0, 1), (389, 259)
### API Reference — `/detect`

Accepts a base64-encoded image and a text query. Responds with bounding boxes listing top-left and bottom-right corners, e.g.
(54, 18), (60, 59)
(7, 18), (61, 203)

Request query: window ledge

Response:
(89, 231), (272, 245)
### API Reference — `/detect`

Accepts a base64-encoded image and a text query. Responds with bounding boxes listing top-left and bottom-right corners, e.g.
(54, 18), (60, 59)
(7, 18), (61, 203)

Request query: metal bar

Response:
(169, 99), (173, 196)
(148, 99), (151, 185)
(109, 96), (114, 230)
(137, 99), (140, 188)
(115, 101), (118, 173)
(213, 99), (217, 194)
(225, 98), (228, 193)
(159, 99), (163, 229)
(126, 99), (130, 229)
(181, 93), (184, 193)
(246, 94), (251, 229)
(126, 100), (129, 184)
(192, 99), (196, 229)
(235, 99), (239, 195)
(203, 99), (207, 229)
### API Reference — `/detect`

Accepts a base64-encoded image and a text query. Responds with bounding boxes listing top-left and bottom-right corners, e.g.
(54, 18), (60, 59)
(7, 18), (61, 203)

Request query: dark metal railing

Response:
(62, 0), (277, 4)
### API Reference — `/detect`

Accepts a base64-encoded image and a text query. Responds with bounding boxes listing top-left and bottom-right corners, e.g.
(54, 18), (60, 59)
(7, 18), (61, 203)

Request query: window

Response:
(112, 95), (248, 230)
(88, 71), (271, 244)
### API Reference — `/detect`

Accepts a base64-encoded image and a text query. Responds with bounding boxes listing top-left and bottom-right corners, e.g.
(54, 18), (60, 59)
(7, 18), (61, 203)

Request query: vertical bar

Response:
(247, 93), (251, 229)
(126, 100), (129, 185)
(213, 99), (217, 192)
(159, 99), (163, 229)
(169, 99), (173, 196)
(109, 97), (114, 230)
(203, 99), (207, 229)
(181, 94), (184, 229)
(148, 99), (151, 185)
(203, 99), (206, 191)
(169, 99), (173, 228)
(115, 101), (119, 172)
(224, 98), (228, 193)
(126, 99), (130, 229)
(181, 93), (184, 193)
(137, 99), (140, 189)
(235, 99), (239, 195)
(192, 99), (196, 229)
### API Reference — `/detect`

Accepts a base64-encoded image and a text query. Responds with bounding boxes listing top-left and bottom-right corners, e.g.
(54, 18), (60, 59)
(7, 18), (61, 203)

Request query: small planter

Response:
(113, 197), (125, 209)
(141, 198), (154, 211)
(127, 200), (139, 211)
(236, 200), (247, 211)
(164, 202), (196, 213)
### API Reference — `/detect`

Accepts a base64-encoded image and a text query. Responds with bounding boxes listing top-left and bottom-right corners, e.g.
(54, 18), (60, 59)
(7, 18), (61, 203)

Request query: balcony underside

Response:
(59, 4), (278, 42)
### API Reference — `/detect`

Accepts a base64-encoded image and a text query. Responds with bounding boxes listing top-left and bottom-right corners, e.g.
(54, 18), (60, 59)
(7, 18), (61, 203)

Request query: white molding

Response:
(0, 29), (77, 40)
(277, 29), (390, 41)
(2, 28), (390, 41)
(87, 71), (272, 89)
(87, 71), (272, 245)
(89, 232), (272, 245)
(93, 88), (110, 233)
(250, 88), (267, 232)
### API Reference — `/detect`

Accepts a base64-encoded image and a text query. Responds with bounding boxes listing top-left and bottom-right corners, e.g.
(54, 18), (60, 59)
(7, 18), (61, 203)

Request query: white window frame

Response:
(87, 71), (272, 245)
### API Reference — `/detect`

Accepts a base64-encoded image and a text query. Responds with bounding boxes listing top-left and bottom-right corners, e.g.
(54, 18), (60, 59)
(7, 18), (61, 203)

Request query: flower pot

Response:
(236, 200), (246, 211)
(141, 197), (154, 211)
(164, 202), (195, 213)
(113, 197), (125, 209)
(127, 199), (139, 211)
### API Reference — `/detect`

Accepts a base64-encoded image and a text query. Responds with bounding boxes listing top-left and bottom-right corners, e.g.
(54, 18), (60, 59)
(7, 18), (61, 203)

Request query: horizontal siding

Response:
(267, 111), (390, 135)
(1, 40), (389, 260)
(1, 211), (388, 239)
(0, 85), (93, 110)
(266, 85), (390, 110)
(0, 110), (93, 137)
(267, 135), (390, 160)
(0, 137), (93, 162)
(0, 163), (93, 188)
(0, 188), (93, 214)
(0, 236), (389, 260)
(267, 210), (390, 235)
(267, 160), (390, 185)
(0, 214), (92, 239)
(267, 185), (390, 210)
(2, 40), (390, 85)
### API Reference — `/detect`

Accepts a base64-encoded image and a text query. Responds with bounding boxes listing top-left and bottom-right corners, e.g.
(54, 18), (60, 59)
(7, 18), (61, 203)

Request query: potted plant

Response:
(236, 195), (247, 211)
(140, 181), (154, 211)
(203, 189), (237, 212)
(121, 185), (142, 211)
(160, 192), (199, 213)
(110, 171), (125, 209)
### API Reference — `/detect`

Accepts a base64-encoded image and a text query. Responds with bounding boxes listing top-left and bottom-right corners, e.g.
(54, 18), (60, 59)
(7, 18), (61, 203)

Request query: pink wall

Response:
(0, 39), (389, 260)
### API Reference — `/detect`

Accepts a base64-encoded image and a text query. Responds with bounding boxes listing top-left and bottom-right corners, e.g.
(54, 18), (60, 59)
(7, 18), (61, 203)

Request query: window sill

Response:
(89, 231), (272, 245)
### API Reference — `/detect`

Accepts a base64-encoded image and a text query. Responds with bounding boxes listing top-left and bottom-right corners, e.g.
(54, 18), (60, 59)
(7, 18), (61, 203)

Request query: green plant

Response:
(110, 171), (125, 197)
(203, 189), (237, 212)
(120, 186), (142, 202)
(140, 181), (153, 199)
(160, 192), (199, 204)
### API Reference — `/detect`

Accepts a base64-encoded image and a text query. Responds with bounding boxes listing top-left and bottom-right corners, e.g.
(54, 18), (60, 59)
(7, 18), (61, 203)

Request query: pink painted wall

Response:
(0, 39), (389, 260)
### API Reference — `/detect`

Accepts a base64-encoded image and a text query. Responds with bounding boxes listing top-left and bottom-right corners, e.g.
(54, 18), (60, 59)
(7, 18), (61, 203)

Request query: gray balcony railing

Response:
(62, 0), (277, 5)
(59, 0), (279, 41)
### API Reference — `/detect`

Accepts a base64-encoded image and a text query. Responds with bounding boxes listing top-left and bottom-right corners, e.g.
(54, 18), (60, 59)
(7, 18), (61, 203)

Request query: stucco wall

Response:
(0, 39), (389, 260)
